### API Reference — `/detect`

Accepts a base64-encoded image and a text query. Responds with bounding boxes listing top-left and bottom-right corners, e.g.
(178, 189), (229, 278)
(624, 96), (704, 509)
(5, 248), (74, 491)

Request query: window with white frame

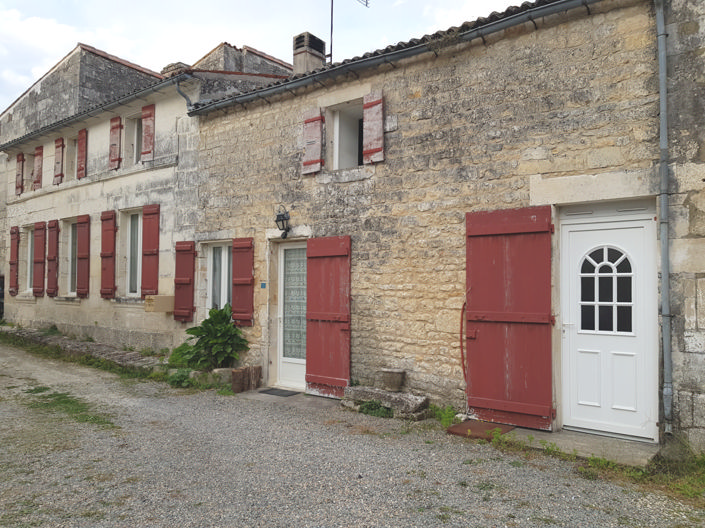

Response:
(26, 226), (34, 291)
(123, 114), (142, 166)
(327, 99), (364, 170)
(68, 221), (78, 295)
(208, 243), (232, 310)
(65, 137), (77, 180)
(127, 212), (142, 296)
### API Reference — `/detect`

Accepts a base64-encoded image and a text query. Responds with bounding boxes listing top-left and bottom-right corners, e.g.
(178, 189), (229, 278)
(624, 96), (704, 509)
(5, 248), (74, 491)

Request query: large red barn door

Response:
(465, 206), (554, 430)
(305, 236), (351, 398)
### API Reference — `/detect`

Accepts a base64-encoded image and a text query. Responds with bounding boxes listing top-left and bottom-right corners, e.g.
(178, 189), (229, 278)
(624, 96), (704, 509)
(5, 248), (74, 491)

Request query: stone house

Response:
(1, 0), (705, 451)
(0, 42), (291, 349)
(181, 0), (705, 449)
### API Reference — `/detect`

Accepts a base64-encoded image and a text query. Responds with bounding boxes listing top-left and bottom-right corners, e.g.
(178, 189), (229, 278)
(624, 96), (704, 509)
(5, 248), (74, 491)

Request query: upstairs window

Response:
(15, 153), (25, 195)
(302, 90), (384, 175)
(109, 117), (122, 170)
(125, 104), (155, 165)
(76, 129), (88, 179)
(328, 100), (363, 170)
(32, 147), (43, 190)
(53, 138), (65, 185)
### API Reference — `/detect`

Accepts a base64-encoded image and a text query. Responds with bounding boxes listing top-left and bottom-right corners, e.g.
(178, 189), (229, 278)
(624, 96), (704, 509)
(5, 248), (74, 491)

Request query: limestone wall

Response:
(665, 0), (705, 449)
(195, 0), (661, 407)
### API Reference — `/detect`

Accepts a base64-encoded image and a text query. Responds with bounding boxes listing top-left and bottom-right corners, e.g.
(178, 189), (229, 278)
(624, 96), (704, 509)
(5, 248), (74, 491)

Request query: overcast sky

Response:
(0, 0), (517, 111)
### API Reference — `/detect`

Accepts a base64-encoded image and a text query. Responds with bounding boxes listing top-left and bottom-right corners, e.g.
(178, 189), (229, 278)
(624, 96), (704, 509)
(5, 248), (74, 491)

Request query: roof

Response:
(0, 73), (195, 152)
(0, 43), (162, 120)
(189, 0), (604, 116)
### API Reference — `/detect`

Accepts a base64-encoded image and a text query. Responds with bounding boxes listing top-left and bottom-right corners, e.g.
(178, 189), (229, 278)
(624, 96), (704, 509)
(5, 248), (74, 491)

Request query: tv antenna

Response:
(329, 0), (370, 63)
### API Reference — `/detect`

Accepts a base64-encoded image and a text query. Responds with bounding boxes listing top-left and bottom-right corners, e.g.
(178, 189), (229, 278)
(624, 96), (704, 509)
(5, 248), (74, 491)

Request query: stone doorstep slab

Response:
(343, 385), (429, 420)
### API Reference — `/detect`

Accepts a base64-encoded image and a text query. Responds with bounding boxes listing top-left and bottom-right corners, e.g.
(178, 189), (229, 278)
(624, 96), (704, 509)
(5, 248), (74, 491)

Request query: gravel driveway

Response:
(1, 343), (703, 528)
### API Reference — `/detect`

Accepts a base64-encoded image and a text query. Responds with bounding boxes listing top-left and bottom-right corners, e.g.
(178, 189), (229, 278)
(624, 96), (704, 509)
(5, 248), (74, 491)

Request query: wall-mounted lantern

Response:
(275, 205), (291, 239)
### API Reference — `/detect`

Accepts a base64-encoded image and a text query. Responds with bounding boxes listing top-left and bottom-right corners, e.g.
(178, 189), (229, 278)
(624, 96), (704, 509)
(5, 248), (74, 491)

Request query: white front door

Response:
(277, 243), (307, 390)
(561, 206), (658, 441)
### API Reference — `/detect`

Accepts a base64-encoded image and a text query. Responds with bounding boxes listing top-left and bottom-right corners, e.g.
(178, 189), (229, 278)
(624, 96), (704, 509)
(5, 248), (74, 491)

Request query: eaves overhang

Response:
(0, 73), (196, 153)
(188, 0), (605, 117)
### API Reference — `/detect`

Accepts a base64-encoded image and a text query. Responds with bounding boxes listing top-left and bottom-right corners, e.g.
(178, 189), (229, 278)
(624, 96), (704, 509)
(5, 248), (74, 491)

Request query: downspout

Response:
(655, 0), (673, 435)
(175, 78), (194, 112)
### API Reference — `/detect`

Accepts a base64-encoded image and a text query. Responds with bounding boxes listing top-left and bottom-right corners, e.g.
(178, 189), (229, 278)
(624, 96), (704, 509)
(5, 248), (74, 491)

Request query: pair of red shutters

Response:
(172, 238), (254, 326)
(15, 139), (71, 196)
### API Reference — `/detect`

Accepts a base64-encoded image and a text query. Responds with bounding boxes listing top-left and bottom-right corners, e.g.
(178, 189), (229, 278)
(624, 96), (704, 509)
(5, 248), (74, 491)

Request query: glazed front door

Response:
(277, 243), (307, 390)
(561, 212), (658, 441)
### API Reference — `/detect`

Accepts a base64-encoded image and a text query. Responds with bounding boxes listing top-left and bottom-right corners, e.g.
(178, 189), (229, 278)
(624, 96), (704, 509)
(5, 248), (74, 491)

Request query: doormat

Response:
(259, 388), (300, 397)
(447, 420), (515, 440)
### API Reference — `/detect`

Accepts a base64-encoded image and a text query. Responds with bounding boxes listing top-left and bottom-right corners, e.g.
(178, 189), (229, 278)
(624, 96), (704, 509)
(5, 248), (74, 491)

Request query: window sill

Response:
(316, 165), (374, 184)
(112, 297), (145, 306)
(54, 296), (81, 305)
(15, 293), (37, 304)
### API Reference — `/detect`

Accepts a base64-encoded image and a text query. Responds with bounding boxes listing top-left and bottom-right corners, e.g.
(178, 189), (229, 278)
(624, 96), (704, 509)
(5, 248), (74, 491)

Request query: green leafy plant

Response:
(172, 304), (249, 371)
(430, 404), (458, 428)
(167, 369), (193, 388)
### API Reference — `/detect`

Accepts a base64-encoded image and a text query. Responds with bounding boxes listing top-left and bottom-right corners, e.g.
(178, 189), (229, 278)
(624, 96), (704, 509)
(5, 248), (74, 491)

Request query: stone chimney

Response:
(161, 62), (191, 77)
(293, 32), (326, 75)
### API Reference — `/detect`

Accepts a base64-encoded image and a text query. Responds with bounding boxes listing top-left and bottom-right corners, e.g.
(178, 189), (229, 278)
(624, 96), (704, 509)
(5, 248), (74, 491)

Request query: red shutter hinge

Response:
(550, 315), (556, 325)
(551, 408), (557, 419)
(550, 223), (555, 234)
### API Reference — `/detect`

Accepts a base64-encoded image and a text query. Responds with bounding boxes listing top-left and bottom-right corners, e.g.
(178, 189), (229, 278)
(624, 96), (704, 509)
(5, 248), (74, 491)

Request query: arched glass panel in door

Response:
(579, 246), (633, 333)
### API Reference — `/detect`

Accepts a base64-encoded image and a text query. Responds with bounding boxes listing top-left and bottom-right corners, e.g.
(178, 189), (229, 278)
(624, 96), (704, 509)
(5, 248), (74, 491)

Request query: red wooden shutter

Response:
(231, 238), (254, 326)
(362, 91), (384, 164)
(32, 146), (43, 190)
(32, 222), (46, 297)
(141, 204), (160, 297)
(141, 104), (155, 162)
(77, 129), (88, 179)
(306, 235), (351, 398)
(174, 241), (196, 322)
(9, 226), (20, 296)
(53, 138), (64, 185)
(465, 206), (554, 430)
(109, 117), (122, 170)
(76, 214), (90, 298)
(46, 220), (59, 297)
(15, 153), (24, 195)
(100, 210), (117, 298)
(302, 108), (323, 175)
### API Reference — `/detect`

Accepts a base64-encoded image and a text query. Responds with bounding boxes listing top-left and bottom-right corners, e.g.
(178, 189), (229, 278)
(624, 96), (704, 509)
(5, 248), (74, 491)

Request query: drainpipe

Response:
(655, 0), (673, 435)
(175, 78), (194, 112)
